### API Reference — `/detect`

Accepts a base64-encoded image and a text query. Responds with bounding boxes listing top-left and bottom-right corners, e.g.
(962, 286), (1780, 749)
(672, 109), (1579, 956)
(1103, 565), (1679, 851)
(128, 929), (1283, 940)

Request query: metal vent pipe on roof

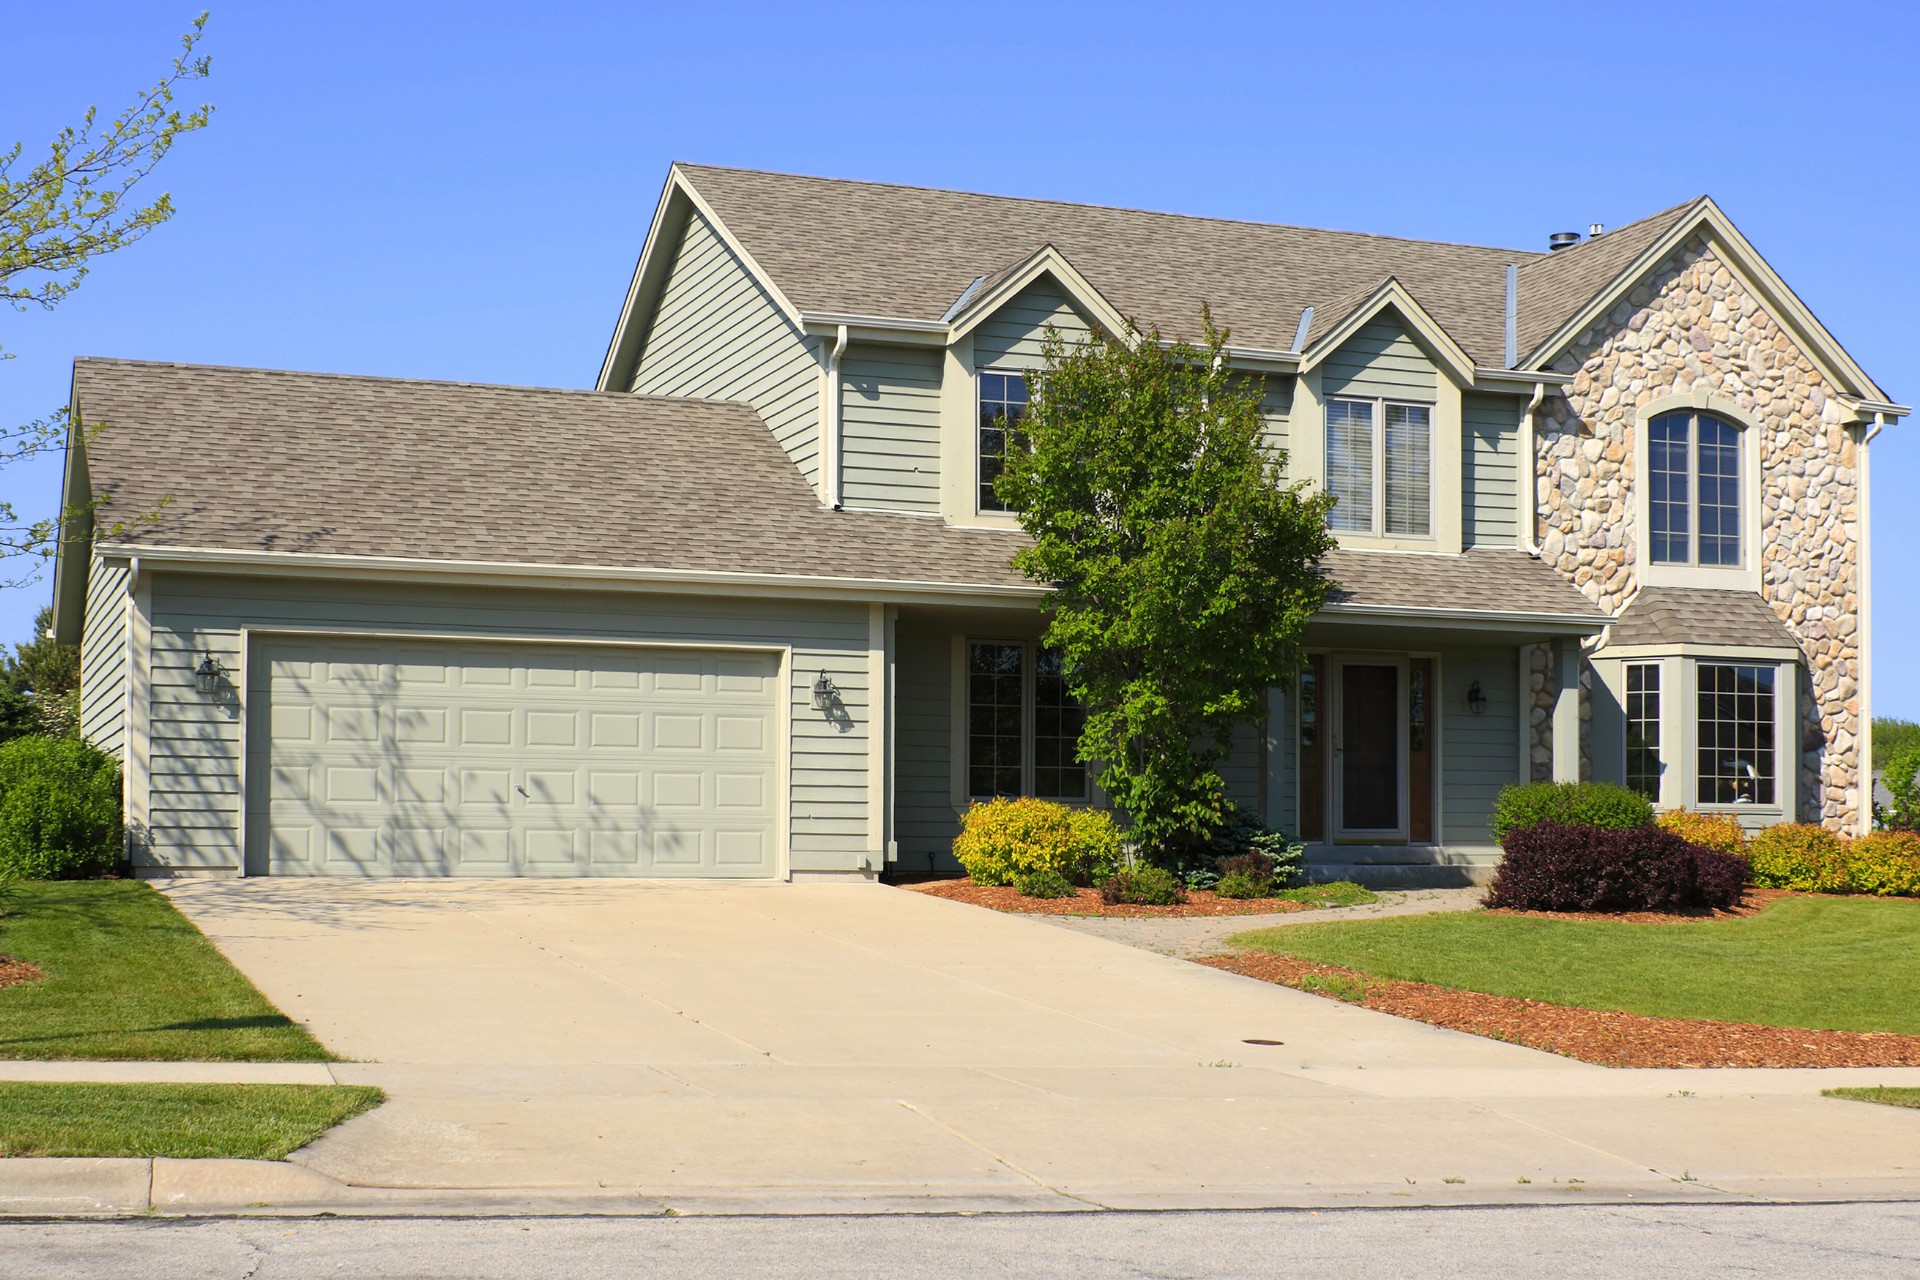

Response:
(1548, 231), (1581, 252)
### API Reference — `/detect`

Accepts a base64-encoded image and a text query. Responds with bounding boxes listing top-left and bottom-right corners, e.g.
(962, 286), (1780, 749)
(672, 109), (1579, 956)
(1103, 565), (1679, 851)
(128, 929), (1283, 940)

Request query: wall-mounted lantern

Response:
(194, 650), (224, 696)
(811, 670), (838, 712)
(1465, 680), (1488, 716)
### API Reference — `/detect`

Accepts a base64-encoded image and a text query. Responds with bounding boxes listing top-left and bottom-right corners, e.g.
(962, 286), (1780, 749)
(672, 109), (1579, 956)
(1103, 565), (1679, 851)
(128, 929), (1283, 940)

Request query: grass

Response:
(1226, 894), (1920, 1034)
(1824, 1087), (1920, 1110)
(1274, 880), (1378, 909)
(0, 881), (333, 1060)
(0, 1082), (383, 1159)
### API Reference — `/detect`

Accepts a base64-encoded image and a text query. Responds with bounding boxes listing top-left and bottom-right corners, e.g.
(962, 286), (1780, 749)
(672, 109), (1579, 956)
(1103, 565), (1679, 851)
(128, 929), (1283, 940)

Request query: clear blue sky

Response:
(4, 2), (1915, 710)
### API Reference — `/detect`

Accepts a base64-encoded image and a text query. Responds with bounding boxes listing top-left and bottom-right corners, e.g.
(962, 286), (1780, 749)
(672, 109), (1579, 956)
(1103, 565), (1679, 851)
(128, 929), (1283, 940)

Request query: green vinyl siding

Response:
(1321, 316), (1438, 401)
(79, 555), (129, 759)
(632, 210), (822, 488)
(970, 277), (1092, 369)
(893, 621), (959, 871)
(841, 343), (942, 513)
(1462, 392), (1520, 548)
(141, 574), (874, 875)
(1220, 720), (1264, 815)
(1439, 645), (1519, 845)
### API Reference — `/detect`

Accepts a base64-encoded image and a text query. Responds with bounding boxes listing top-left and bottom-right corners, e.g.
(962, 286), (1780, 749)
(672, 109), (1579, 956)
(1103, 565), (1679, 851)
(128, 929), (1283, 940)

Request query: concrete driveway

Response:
(163, 879), (1920, 1212)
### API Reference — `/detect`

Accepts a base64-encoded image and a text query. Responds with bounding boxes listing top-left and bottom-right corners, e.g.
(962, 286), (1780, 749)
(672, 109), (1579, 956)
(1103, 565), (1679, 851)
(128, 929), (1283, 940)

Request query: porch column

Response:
(1551, 636), (1581, 783)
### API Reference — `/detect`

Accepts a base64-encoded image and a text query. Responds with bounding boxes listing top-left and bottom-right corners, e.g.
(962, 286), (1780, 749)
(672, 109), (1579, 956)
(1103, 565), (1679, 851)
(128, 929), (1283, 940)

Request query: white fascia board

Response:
(1317, 601), (1606, 635)
(1837, 394), (1912, 421)
(1595, 641), (1804, 661)
(1471, 366), (1573, 390)
(92, 545), (1047, 609)
(798, 313), (950, 347)
(1298, 280), (1477, 386)
(1521, 199), (1890, 402)
(944, 246), (1131, 345)
(595, 171), (685, 392)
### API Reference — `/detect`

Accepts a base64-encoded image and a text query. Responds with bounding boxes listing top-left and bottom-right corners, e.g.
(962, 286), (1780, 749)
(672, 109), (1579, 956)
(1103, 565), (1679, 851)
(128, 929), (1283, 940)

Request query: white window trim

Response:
(973, 368), (1029, 518)
(1633, 390), (1763, 591)
(1324, 394), (1438, 543)
(946, 636), (1092, 807)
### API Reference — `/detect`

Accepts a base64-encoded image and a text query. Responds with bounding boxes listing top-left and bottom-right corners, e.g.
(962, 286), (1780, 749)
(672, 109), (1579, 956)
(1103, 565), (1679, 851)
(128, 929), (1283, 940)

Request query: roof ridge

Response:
(675, 162), (1552, 260)
(1515, 196), (1707, 279)
(70, 356), (757, 407)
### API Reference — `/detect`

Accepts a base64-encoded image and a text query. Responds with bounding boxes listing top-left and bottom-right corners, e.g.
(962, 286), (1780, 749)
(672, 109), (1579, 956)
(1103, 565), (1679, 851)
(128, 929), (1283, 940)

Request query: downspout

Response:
(1858, 413), (1886, 833)
(1518, 380), (1546, 558)
(823, 324), (849, 510)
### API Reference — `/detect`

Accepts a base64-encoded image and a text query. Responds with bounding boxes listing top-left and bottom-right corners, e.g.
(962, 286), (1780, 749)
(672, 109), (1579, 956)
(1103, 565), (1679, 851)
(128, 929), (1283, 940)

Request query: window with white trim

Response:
(1326, 397), (1431, 537)
(1649, 411), (1743, 567)
(966, 641), (1087, 800)
(976, 372), (1029, 513)
(1624, 662), (1662, 800)
(1697, 663), (1775, 805)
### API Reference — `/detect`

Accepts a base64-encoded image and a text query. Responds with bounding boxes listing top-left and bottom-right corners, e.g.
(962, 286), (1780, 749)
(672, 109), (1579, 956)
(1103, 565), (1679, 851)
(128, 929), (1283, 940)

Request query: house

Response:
(50, 164), (1905, 883)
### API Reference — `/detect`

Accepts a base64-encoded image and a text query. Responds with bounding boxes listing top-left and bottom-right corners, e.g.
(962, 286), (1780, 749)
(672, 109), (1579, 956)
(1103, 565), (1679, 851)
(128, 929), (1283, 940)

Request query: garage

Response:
(245, 636), (784, 877)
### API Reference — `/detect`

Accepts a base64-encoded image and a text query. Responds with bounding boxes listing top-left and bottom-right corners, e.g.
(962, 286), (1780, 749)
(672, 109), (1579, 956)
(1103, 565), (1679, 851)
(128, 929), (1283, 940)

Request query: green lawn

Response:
(1226, 895), (1920, 1034)
(0, 1082), (383, 1159)
(0, 881), (333, 1060)
(1825, 1087), (1920, 1110)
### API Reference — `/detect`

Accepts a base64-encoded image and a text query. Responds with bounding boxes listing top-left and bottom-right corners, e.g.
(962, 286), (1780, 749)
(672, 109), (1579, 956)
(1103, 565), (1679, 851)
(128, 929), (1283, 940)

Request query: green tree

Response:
(996, 313), (1336, 860)
(0, 605), (80, 743)
(1874, 717), (1920, 763)
(2, 14), (213, 572)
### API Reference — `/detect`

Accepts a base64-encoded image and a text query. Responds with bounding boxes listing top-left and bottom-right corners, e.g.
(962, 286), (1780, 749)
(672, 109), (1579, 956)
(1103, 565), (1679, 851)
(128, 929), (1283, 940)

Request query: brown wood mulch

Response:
(904, 879), (1316, 919)
(0, 956), (43, 990)
(1200, 951), (1920, 1069)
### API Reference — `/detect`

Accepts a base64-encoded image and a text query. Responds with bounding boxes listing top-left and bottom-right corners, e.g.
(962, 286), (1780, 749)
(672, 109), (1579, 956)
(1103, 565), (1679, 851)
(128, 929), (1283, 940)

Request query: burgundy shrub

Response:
(1486, 822), (1748, 914)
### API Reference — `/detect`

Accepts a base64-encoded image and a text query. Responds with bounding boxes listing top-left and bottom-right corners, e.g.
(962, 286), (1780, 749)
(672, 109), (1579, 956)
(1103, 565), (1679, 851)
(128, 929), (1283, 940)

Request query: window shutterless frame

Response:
(974, 370), (1030, 515)
(1324, 395), (1435, 540)
(962, 638), (1089, 802)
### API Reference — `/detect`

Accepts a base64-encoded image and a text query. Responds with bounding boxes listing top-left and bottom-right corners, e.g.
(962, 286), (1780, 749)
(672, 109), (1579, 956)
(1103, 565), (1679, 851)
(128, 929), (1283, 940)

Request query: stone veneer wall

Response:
(1527, 235), (1862, 828)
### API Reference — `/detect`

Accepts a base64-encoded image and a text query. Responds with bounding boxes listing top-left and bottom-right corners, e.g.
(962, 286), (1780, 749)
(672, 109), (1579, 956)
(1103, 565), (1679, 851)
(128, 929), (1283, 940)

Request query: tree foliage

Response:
(0, 606), (79, 744)
(996, 313), (1336, 858)
(1, 13), (212, 572)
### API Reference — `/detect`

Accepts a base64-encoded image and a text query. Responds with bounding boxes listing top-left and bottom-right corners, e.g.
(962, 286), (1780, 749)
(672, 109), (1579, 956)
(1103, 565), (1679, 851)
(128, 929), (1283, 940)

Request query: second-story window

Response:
(1649, 411), (1742, 566)
(1326, 397), (1431, 537)
(977, 371), (1029, 513)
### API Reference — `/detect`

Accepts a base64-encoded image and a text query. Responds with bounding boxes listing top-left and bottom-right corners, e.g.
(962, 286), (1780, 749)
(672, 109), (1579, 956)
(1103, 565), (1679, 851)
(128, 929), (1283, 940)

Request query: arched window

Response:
(1648, 411), (1742, 567)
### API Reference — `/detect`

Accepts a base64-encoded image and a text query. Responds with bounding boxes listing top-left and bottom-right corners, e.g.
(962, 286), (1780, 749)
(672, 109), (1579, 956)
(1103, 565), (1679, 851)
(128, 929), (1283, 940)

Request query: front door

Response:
(1332, 658), (1407, 841)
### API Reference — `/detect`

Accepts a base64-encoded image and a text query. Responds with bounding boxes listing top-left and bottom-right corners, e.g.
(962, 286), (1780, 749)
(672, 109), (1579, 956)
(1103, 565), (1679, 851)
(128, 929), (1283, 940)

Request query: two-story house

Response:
(51, 164), (1904, 883)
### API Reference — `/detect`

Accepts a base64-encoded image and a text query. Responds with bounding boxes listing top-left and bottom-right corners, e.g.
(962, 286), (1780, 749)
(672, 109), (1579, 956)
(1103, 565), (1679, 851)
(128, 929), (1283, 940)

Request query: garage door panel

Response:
(260, 638), (781, 877)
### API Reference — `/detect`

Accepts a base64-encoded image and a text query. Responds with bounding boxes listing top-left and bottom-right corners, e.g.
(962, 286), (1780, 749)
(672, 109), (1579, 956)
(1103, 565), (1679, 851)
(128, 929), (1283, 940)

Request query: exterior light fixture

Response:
(811, 671), (838, 712)
(1465, 680), (1488, 716)
(194, 650), (223, 696)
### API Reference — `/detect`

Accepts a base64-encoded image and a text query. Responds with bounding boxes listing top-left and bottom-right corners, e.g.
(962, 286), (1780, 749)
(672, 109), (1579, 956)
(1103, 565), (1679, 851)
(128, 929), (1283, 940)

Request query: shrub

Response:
(1745, 823), (1850, 893)
(1099, 864), (1186, 906)
(1846, 831), (1920, 897)
(1656, 809), (1747, 855)
(1491, 782), (1653, 844)
(0, 736), (123, 880)
(1214, 870), (1265, 900)
(1206, 804), (1307, 886)
(1485, 822), (1746, 913)
(1878, 746), (1920, 832)
(1011, 866), (1076, 899)
(952, 798), (1122, 888)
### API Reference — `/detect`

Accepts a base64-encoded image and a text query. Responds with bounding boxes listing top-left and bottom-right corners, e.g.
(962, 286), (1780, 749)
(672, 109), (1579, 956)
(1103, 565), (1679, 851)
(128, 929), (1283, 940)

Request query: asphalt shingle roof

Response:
(675, 164), (1703, 370)
(71, 357), (1604, 625)
(1604, 586), (1798, 650)
(72, 359), (1035, 590)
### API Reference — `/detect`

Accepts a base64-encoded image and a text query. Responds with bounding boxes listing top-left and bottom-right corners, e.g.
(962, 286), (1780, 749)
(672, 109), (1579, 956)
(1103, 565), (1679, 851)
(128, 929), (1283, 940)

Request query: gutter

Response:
(1858, 412), (1885, 834)
(823, 324), (849, 510)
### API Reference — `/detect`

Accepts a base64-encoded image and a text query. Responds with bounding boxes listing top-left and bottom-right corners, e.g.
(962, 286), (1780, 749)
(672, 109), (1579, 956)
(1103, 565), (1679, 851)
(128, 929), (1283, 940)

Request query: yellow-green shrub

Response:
(1847, 831), (1920, 897)
(1655, 809), (1748, 855)
(952, 798), (1123, 888)
(1745, 822), (1850, 893)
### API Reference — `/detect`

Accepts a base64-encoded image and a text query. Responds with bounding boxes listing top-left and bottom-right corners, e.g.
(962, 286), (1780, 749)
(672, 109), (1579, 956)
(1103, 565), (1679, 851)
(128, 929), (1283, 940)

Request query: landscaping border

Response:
(907, 880), (1340, 918)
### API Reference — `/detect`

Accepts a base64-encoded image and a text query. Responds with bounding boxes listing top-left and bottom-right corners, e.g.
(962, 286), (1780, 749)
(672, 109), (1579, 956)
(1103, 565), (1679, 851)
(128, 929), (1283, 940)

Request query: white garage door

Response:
(248, 637), (782, 877)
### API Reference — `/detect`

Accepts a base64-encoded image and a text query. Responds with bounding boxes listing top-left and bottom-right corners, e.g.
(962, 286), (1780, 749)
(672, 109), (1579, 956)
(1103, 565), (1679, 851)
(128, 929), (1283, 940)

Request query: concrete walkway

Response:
(4, 878), (1917, 1216)
(1038, 886), (1483, 958)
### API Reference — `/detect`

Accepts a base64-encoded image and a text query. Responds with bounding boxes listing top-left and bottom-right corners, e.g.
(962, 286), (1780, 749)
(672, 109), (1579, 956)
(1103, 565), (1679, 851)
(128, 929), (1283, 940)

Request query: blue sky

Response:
(4, 2), (1915, 710)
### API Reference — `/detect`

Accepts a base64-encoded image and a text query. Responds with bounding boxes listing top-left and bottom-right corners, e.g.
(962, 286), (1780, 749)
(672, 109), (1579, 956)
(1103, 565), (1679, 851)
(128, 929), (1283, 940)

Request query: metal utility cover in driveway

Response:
(246, 636), (781, 877)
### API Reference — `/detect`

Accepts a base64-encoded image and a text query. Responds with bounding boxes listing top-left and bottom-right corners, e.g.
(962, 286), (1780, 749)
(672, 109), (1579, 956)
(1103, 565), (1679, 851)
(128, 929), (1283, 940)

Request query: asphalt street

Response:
(5, 1203), (1918, 1279)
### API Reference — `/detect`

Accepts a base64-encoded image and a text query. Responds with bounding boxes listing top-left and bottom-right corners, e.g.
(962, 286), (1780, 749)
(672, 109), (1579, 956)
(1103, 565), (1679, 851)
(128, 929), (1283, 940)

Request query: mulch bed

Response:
(905, 879), (1317, 919)
(1484, 887), (1791, 926)
(1200, 951), (1920, 1069)
(0, 956), (43, 990)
